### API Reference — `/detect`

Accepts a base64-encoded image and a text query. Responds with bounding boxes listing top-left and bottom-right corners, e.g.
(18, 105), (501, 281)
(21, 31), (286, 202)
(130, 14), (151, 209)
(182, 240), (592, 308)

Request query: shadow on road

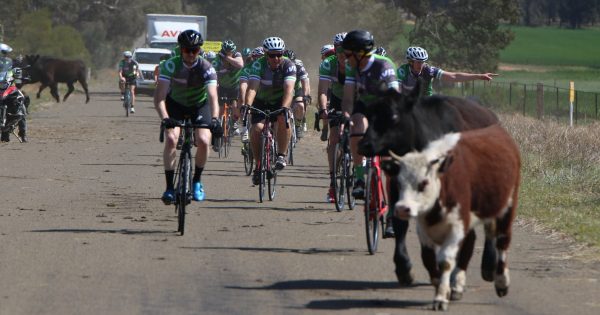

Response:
(304, 298), (431, 310)
(29, 228), (171, 235)
(182, 246), (362, 256)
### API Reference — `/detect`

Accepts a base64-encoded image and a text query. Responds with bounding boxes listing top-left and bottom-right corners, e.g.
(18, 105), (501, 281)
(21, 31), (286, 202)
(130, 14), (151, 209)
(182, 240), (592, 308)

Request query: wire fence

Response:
(436, 81), (600, 125)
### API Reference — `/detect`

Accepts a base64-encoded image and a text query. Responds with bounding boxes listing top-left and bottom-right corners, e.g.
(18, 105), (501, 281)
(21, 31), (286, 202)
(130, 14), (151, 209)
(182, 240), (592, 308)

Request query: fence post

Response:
(523, 84), (527, 115)
(596, 93), (598, 119)
(536, 83), (544, 119)
(575, 91), (578, 125)
(509, 83), (512, 106)
(556, 87), (559, 115)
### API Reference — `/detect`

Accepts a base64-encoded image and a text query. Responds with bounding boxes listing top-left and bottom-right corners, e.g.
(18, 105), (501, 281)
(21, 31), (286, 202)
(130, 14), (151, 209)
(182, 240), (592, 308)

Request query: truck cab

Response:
(132, 47), (172, 95)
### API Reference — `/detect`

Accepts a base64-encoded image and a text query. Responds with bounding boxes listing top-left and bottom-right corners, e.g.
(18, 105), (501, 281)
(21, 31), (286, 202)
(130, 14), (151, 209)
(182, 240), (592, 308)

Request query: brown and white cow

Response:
(390, 124), (521, 311)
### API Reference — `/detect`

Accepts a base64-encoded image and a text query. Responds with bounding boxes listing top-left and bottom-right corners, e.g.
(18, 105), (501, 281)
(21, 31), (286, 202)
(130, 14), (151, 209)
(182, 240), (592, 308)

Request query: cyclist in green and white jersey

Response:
(245, 36), (296, 185)
(398, 46), (497, 96)
(318, 32), (347, 203)
(212, 40), (244, 123)
(238, 46), (264, 142)
(118, 51), (140, 113)
(154, 30), (222, 204)
(340, 30), (399, 199)
(283, 49), (310, 139)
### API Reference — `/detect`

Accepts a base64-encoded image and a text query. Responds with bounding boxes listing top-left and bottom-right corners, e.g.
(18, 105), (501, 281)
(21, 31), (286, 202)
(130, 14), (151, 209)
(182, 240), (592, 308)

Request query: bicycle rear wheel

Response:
(268, 138), (277, 201)
(345, 153), (356, 210)
(364, 165), (380, 254)
(333, 143), (345, 211)
(242, 142), (253, 176)
(222, 114), (231, 158)
(176, 151), (191, 235)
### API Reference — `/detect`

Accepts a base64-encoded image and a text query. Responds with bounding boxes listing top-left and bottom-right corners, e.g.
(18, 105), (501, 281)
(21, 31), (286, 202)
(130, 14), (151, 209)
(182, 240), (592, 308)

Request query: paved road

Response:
(1, 84), (599, 315)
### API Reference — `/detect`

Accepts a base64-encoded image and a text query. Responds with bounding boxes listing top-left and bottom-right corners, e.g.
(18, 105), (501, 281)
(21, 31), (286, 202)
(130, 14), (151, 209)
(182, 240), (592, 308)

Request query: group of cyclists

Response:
(122, 27), (497, 285)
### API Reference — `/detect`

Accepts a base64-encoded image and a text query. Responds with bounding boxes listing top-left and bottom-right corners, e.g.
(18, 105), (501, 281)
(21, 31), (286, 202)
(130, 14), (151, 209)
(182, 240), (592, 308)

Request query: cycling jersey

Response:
(248, 56), (296, 105)
(292, 58), (308, 95)
(118, 59), (139, 79)
(238, 62), (253, 83)
(158, 55), (217, 107)
(397, 63), (443, 96)
(212, 52), (243, 89)
(345, 54), (398, 106)
(318, 54), (345, 100)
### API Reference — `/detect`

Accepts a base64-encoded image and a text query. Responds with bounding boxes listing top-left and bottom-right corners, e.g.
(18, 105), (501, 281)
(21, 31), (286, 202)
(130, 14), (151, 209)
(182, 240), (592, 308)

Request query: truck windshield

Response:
(134, 53), (170, 64)
(150, 43), (177, 50)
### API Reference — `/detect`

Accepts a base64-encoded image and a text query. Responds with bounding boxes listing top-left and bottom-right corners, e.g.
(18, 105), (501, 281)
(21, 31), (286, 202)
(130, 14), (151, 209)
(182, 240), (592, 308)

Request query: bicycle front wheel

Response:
(177, 151), (192, 235)
(333, 143), (345, 211)
(345, 153), (356, 210)
(364, 165), (380, 254)
(258, 136), (267, 203)
(124, 89), (131, 117)
(242, 142), (253, 176)
(268, 138), (277, 201)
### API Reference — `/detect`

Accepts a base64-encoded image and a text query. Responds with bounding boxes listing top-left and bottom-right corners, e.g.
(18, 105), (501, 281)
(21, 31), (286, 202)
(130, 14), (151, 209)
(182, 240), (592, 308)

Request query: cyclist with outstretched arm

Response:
(154, 30), (222, 204)
(244, 36), (296, 185)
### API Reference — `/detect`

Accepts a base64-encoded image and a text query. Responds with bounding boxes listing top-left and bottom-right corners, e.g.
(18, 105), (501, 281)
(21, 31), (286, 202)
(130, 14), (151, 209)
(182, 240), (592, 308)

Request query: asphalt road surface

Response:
(1, 84), (599, 315)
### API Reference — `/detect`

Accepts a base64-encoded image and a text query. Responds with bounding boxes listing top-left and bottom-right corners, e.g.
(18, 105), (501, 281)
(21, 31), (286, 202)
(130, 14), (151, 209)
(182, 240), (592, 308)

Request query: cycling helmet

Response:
(205, 51), (216, 60)
(0, 43), (12, 55)
(263, 37), (285, 52)
(342, 30), (374, 53)
(320, 44), (335, 57)
(333, 32), (347, 46)
(283, 49), (295, 60)
(178, 29), (203, 49)
(123, 51), (132, 58)
(374, 46), (387, 56)
(242, 47), (252, 57)
(406, 46), (428, 61)
(221, 39), (236, 52)
(251, 46), (264, 58)
(0, 70), (14, 90)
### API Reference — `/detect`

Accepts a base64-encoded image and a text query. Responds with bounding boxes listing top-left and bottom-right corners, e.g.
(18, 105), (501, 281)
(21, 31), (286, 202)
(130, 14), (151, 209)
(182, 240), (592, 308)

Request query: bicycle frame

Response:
(364, 155), (388, 254)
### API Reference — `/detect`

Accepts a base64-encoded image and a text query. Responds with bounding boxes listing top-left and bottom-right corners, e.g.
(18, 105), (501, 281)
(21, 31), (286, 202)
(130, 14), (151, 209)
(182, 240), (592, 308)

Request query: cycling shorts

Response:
(165, 94), (212, 128)
(351, 100), (368, 117)
(218, 86), (239, 104)
(250, 98), (285, 125)
(120, 76), (137, 86)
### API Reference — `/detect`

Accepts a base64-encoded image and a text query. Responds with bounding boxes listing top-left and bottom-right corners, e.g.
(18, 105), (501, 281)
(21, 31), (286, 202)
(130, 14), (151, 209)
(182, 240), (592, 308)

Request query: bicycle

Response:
(332, 112), (356, 212)
(364, 155), (389, 254)
(240, 105), (253, 176)
(123, 81), (133, 117)
(159, 117), (205, 235)
(249, 107), (288, 203)
(287, 108), (296, 166)
(0, 86), (27, 143)
(215, 97), (235, 158)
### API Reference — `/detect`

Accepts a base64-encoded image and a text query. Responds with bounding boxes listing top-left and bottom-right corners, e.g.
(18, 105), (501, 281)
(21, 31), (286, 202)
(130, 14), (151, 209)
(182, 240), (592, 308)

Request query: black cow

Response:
(359, 80), (500, 286)
(22, 55), (90, 103)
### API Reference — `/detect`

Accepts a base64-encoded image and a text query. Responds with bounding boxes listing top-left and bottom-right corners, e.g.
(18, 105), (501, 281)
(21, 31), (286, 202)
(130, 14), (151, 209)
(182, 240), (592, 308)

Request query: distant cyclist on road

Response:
(212, 39), (244, 139)
(398, 46), (498, 96)
(317, 32), (347, 203)
(154, 29), (222, 204)
(245, 36), (296, 185)
(118, 51), (140, 113)
(283, 49), (310, 139)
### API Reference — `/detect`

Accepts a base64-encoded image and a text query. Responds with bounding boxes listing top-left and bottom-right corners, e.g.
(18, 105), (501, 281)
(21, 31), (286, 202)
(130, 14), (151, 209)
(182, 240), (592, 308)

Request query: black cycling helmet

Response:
(177, 30), (203, 49)
(283, 49), (296, 60)
(342, 30), (374, 53)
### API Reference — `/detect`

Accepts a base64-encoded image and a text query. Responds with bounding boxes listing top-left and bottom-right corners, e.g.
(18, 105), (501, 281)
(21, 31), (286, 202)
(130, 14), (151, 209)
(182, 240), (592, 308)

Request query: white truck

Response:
(133, 47), (172, 94)
(134, 14), (207, 93)
(146, 14), (207, 49)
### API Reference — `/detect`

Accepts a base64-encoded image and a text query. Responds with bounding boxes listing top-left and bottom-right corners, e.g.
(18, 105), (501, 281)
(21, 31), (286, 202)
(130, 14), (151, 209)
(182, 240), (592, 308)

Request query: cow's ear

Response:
(437, 153), (454, 174)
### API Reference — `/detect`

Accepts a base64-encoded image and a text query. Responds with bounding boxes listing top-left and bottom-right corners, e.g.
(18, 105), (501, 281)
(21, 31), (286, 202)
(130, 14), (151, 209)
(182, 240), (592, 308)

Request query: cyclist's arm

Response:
(317, 78), (331, 113)
(245, 79), (259, 106)
(154, 78), (170, 120)
(440, 71), (498, 82)
(282, 80), (295, 109)
(207, 83), (219, 119)
(341, 82), (355, 119)
(224, 54), (244, 69)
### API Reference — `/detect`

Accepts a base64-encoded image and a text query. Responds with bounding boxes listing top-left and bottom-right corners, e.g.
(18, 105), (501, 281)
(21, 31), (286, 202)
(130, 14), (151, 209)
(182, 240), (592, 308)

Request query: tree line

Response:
(0, 0), (596, 72)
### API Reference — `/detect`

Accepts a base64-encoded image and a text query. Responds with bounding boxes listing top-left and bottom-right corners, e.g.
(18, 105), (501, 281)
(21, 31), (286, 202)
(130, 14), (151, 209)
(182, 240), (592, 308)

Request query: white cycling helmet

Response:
(251, 46), (265, 58)
(205, 51), (217, 60)
(320, 44), (335, 58)
(406, 46), (428, 61)
(262, 37), (285, 52)
(0, 43), (13, 55)
(123, 51), (133, 58)
(333, 32), (347, 46)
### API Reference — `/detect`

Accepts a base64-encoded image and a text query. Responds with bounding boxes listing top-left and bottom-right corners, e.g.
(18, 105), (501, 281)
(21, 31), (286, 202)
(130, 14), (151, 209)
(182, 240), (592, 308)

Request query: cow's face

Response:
(20, 55), (41, 82)
(391, 132), (460, 220)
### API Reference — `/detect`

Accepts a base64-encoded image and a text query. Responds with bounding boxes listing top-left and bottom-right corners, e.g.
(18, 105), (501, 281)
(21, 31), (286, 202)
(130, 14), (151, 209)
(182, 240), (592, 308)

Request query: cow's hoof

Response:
(481, 268), (495, 282)
(433, 301), (449, 311)
(495, 286), (509, 297)
(395, 268), (415, 286)
(450, 290), (463, 301)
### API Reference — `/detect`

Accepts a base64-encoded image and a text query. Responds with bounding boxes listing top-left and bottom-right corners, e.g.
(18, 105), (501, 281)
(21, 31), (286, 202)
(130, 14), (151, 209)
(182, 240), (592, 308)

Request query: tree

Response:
(399, 0), (520, 72)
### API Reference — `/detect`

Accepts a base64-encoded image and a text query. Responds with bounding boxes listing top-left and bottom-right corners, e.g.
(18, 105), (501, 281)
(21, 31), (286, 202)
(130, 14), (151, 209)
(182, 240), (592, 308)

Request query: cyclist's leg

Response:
(292, 96), (305, 138)
(249, 112), (265, 185)
(129, 79), (136, 111)
(192, 103), (213, 201)
(350, 104), (368, 197)
(275, 111), (290, 167)
(161, 96), (183, 203)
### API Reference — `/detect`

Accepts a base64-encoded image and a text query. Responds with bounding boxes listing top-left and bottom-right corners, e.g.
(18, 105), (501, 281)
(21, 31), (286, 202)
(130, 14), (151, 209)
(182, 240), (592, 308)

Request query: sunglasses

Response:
(182, 46), (201, 54)
(267, 53), (283, 59)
